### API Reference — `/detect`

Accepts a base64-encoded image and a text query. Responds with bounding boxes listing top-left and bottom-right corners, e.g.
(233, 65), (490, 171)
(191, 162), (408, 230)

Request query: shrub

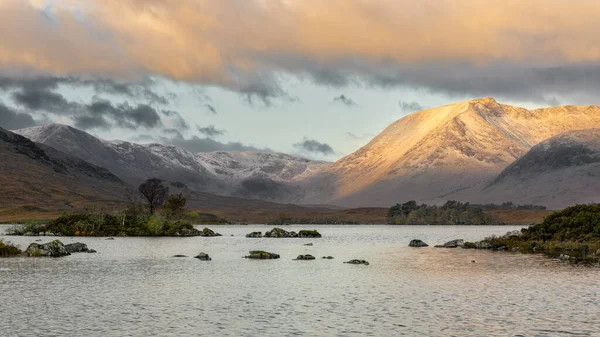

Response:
(0, 239), (21, 257)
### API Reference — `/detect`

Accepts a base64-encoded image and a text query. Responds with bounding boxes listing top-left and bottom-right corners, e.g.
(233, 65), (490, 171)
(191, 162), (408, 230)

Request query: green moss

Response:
(298, 230), (322, 238)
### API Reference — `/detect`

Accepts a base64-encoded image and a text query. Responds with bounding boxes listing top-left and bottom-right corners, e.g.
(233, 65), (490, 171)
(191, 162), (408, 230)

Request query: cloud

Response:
(0, 75), (172, 105)
(293, 138), (335, 155)
(9, 85), (165, 130)
(333, 94), (356, 107)
(205, 104), (217, 114)
(3, 1), (600, 104)
(197, 125), (225, 137)
(398, 101), (426, 113)
(154, 130), (269, 153)
(0, 103), (38, 129)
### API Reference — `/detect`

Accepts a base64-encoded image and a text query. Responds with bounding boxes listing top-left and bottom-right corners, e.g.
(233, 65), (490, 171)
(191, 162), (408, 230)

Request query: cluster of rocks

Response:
(344, 259), (370, 265)
(245, 228), (322, 238)
(25, 240), (96, 257)
(294, 254), (315, 260)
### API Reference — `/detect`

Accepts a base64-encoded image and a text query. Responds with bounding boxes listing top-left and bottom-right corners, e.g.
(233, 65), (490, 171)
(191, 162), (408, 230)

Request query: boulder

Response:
(199, 228), (222, 237)
(25, 240), (70, 257)
(294, 254), (316, 260)
(194, 252), (211, 261)
(434, 239), (464, 248)
(344, 259), (370, 265)
(298, 230), (322, 238)
(264, 228), (298, 238)
(408, 239), (428, 247)
(64, 242), (89, 253)
(246, 232), (263, 238)
(322, 256), (334, 259)
(244, 250), (280, 259)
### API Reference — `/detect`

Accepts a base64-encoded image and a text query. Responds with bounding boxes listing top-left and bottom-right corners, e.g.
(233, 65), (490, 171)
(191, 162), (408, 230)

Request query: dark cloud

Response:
(333, 94), (356, 107)
(10, 85), (165, 131)
(155, 131), (269, 153)
(0, 103), (38, 129)
(12, 88), (73, 112)
(398, 101), (426, 113)
(197, 125), (225, 137)
(0, 75), (173, 105)
(293, 138), (335, 155)
(205, 104), (217, 114)
(82, 99), (163, 130)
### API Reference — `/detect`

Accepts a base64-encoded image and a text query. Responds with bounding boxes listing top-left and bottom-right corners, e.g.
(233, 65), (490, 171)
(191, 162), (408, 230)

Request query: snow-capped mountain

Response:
(480, 129), (600, 208)
(14, 124), (331, 203)
(299, 98), (600, 207)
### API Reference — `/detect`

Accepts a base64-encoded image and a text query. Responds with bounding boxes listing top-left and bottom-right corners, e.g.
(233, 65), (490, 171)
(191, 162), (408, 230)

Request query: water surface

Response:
(1, 225), (598, 336)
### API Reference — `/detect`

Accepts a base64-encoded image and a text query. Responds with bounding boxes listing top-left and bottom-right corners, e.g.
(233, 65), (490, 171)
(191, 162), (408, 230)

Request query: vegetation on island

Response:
(6, 178), (222, 237)
(470, 204), (600, 263)
(386, 200), (502, 225)
(0, 239), (21, 257)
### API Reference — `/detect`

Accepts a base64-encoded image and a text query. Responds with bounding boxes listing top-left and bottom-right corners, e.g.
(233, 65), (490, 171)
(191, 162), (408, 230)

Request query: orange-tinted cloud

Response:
(1, 0), (600, 89)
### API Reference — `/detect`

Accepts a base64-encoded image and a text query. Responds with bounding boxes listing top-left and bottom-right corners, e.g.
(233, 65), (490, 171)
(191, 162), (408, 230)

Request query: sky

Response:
(1, 0), (600, 161)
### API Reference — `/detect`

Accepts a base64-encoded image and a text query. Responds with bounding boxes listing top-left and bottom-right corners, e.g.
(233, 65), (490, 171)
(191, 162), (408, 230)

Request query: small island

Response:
(464, 204), (600, 263)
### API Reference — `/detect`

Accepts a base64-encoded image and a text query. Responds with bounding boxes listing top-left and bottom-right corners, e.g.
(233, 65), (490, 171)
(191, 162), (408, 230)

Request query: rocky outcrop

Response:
(198, 228), (222, 237)
(344, 259), (370, 265)
(246, 232), (262, 238)
(409, 239), (428, 247)
(294, 254), (316, 260)
(244, 250), (280, 259)
(434, 239), (464, 248)
(65, 242), (91, 253)
(248, 228), (322, 238)
(264, 228), (298, 238)
(298, 230), (322, 238)
(194, 252), (211, 261)
(26, 240), (70, 257)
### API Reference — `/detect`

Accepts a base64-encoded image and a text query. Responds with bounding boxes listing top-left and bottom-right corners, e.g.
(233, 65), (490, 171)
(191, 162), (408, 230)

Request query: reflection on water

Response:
(1, 225), (599, 336)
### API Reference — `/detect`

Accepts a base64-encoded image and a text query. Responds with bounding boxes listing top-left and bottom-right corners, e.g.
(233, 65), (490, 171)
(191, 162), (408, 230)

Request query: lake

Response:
(1, 225), (599, 336)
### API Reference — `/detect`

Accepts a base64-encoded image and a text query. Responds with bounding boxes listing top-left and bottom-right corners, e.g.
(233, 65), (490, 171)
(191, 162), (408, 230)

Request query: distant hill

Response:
(0, 126), (128, 210)
(14, 124), (331, 203)
(482, 129), (600, 208)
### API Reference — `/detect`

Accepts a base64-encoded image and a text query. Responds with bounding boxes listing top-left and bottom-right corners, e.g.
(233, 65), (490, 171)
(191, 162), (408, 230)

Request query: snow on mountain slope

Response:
(300, 98), (600, 207)
(477, 129), (600, 208)
(13, 124), (331, 203)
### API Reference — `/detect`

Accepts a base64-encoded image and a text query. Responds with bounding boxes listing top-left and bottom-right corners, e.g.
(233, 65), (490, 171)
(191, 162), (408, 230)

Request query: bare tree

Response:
(138, 178), (169, 215)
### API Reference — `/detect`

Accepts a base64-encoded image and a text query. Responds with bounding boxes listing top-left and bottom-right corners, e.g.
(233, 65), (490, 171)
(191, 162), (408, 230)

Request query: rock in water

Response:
(298, 230), (322, 238)
(244, 250), (280, 259)
(64, 242), (89, 253)
(294, 254), (316, 260)
(409, 239), (429, 247)
(434, 239), (464, 248)
(246, 232), (263, 238)
(344, 259), (370, 265)
(264, 228), (298, 238)
(25, 240), (70, 257)
(303, 243), (313, 246)
(194, 252), (211, 261)
(173, 254), (188, 258)
(199, 228), (222, 237)
(322, 256), (334, 259)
